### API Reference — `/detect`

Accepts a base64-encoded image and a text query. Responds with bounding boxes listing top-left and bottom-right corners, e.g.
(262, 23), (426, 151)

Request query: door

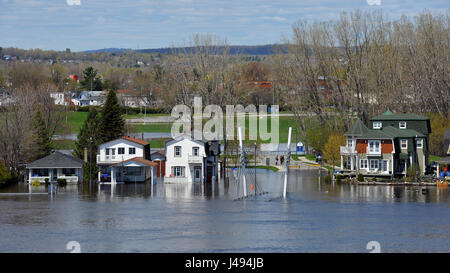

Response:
(194, 167), (201, 182)
(52, 169), (58, 181)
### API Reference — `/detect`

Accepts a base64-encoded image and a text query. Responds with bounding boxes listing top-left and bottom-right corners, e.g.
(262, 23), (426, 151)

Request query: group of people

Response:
(275, 155), (284, 166)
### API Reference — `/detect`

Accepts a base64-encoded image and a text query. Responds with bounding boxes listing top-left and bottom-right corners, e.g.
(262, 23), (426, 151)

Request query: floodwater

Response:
(0, 168), (448, 253)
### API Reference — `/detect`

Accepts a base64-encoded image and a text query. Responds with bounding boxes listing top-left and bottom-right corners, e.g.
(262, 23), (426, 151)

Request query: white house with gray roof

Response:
(26, 152), (85, 184)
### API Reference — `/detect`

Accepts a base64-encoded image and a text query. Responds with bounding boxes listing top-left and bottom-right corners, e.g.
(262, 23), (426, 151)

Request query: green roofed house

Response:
(340, 110), (431, 178)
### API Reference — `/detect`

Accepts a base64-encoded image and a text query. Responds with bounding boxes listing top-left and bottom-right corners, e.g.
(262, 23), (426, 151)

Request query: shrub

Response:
(335, 175), (342, 183)
(357, 173), (364, 182)
(32, 178), (40, 187)
(57, 178), (67, 187)
(44, 178), (49, 184)
(324, 175), (331, 183)
(406, 164), (420, 181)
(372, 177), (377, 182)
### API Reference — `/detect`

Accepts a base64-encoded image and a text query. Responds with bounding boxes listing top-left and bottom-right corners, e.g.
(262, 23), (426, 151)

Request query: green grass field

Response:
(429, 155), (442, 162)
(58, 111), (303, 148)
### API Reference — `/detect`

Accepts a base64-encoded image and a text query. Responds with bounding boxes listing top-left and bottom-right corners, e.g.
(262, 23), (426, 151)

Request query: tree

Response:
(74, 108), (102, 183)
(33, 109), (53, 160)
(80, 66), (103, 91)
(323, 133), (346, 171)
(100, 90), (125, 142)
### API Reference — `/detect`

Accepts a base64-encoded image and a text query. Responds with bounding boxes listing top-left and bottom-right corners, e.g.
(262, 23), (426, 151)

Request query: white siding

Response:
(98, 139), (144, 164)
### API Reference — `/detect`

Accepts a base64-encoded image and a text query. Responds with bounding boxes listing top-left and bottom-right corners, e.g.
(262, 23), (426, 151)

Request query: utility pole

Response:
(238, 127), (247, 198)
(89, 137), (93, 188)
(254, 142), (257, 194)
(283, 127), (292, 198)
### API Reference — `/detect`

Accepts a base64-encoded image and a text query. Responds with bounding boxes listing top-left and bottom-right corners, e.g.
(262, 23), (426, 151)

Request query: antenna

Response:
(283, 127), (292, 198)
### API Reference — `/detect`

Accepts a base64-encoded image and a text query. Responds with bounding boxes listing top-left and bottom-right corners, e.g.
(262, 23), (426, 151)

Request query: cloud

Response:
(66, 0), (81, 6)
(262, 16), (287, 22)
(367, 0), (381, 5)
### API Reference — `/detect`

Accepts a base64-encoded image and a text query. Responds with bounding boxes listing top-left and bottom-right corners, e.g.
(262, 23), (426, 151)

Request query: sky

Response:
(0, 0), (448, 52)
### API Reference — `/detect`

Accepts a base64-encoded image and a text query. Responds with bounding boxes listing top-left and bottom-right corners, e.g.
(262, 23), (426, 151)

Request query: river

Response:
(0, 169), (448, 253)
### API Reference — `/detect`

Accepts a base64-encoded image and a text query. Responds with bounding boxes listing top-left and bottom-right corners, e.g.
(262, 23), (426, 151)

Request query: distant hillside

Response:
(84, 44), (287, 55)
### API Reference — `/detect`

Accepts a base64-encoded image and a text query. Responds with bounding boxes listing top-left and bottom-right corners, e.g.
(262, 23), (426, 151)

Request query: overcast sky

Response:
(0, 0), (448, 51)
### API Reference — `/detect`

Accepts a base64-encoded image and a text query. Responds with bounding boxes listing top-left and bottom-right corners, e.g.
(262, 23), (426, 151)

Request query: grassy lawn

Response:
(147, 138), (171, 150)
(57, 112), (89, 134)
(429, 155), (442, 162)
(128, 123), (173, 133)
(54, 139), (76, 150)
(123, 113), (170, 119)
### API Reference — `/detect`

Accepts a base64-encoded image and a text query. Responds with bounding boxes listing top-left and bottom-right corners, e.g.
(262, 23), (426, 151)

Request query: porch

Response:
(28, 168), (81, 184)
(98, 157), (156, 184)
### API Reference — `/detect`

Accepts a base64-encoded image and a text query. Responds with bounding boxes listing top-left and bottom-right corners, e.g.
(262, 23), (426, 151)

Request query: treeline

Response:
(0, 9), (448, 171)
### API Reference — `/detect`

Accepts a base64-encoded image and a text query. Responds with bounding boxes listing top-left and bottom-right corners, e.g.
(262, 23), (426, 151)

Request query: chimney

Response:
(84, 147), (88, 163)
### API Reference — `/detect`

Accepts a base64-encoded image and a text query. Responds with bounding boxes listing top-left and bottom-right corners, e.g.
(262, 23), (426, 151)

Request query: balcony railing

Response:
(366, 147), (381, 155)
(340, 146), (356, 155)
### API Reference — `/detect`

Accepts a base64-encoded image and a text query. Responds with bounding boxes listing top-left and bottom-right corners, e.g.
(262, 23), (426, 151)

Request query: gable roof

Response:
(165, 134), (206, 147)
(370, 112), (429, 121)
(121, 136), (149, 146)
(345, 118), (369, 136)
(358, 126), (424, 139)
(27, 152), (85, 168)
(111, 157), (157, 167)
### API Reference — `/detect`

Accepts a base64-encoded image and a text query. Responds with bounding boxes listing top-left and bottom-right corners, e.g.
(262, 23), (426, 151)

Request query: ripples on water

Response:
(0, 169), (448, 253)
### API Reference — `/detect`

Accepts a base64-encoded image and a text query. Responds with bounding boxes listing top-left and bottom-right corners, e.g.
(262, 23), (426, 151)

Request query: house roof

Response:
(436, 156), (450, 164)
(370, 111), (429, 121)
(27, 152), (85, 168)
(152, 150), (165, 156)
(121, 136), (149, 146)
(345, 118), (369, 136)
(358, 126), (424, 139)
(111, 157), (157, 167)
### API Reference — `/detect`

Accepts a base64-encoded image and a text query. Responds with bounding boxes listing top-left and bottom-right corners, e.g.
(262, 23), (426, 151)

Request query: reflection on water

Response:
(0, 168), (449, 253)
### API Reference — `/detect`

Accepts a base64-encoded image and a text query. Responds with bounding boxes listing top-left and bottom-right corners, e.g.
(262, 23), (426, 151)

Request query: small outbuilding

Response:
(26, 152), (85, 184)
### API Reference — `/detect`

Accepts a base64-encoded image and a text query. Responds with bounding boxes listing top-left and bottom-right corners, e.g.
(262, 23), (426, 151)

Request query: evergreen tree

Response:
(80, 66), (103, 91)
(33, 110), (53, 159)
(73, 108), (102, 183)
(100, 90), (125, 142)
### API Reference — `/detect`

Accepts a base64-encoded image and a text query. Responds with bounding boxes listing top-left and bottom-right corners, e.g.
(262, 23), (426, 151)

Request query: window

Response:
(373, 122), (382, 129)
(416, 139), (423, 149)
(400, 139), (408, 149)
(399, 121), (406, 129)
(124, 167), (141, 176)
(105, 149), (109, 155)
(118, 148), (125, 155)
(360, 159), (368, 169)
(62, 168), (76, 176)
(368, 140), (380, 153)
(193, 147), (199, 156)
(174, 146), (181, 157)
(347, 138), (353, 147)
(382, 160), (388, 172)
(106, 148), (115, 155)
(369, 159), (379, 170)
(173, 166), (185, 177)
(32, 169), (49, 176)
(129, 148), (136, 154)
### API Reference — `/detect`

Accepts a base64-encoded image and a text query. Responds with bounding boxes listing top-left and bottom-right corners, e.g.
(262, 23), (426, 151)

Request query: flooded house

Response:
(96, 136), (157, 184)
(340, 110), (431, 177)
(164, 134), (220, 183)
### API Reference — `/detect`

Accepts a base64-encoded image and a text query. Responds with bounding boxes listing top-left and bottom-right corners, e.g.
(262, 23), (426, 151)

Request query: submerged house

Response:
(164, 134), (220, 183)
(26, 152), (85, 183)
(340, 110), (431, 177)
(96, 136), (157, 184)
